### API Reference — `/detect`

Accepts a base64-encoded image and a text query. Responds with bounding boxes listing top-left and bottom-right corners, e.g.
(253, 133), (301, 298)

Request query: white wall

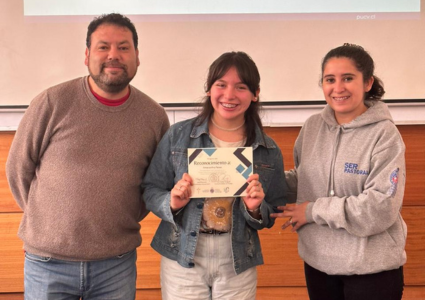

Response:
(0, 0), (424, 106)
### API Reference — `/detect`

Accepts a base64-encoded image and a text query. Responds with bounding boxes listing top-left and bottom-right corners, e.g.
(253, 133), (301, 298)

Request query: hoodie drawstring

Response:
(328, 127), (341, 197)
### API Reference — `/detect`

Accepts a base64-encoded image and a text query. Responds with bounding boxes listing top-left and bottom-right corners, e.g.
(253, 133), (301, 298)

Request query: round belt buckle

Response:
(215, 206), (226, 218)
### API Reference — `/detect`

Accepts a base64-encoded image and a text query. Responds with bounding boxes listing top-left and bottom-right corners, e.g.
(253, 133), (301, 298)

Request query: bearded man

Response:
(6, 13), (169, 300)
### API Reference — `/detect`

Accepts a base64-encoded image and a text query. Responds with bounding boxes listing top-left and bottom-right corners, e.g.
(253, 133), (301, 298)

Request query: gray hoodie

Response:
(286, 100), (407, 275)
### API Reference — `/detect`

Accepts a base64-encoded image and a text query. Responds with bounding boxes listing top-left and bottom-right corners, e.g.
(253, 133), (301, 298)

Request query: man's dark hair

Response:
(86, 13), (138, 49)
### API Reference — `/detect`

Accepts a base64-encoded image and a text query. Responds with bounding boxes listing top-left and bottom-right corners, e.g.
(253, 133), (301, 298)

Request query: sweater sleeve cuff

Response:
(305, 202), (314, 223)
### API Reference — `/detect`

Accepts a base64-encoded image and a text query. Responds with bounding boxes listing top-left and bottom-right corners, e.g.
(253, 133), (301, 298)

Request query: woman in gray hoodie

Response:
(271, 43), (406, 300)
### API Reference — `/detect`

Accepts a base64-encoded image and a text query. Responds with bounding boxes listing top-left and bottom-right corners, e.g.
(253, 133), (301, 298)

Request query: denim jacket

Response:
(143, 117), (288, 275)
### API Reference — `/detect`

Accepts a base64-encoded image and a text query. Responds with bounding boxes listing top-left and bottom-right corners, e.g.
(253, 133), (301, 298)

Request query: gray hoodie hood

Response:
(321, 100), (394, 129)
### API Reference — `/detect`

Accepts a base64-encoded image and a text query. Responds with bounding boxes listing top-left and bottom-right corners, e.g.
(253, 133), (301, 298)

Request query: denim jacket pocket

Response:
(171, 148), (188, 179)
(169, 224), (181, 249)
(254, 162), (275, 194)
(244, 226), (256, 258)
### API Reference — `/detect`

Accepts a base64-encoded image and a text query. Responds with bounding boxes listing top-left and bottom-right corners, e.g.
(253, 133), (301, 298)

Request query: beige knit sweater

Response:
(6, 76), (169, 260)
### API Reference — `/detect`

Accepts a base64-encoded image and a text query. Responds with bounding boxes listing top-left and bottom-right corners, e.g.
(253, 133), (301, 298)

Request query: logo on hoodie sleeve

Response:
(388, 168), (399, 197)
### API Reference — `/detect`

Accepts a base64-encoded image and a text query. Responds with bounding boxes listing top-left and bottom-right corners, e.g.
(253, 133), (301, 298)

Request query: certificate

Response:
(188, 147), (253, 198)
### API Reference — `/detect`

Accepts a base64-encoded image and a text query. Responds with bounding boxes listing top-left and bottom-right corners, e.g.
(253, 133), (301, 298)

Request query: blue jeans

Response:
(24, 249), (137, 300)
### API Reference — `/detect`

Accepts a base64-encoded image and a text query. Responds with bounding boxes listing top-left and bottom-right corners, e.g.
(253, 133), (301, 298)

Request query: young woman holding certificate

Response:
(143, 51), (288, 299)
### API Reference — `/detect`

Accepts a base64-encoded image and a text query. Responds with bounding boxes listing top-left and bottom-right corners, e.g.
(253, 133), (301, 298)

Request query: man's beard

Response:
(89, 61), (136, 94)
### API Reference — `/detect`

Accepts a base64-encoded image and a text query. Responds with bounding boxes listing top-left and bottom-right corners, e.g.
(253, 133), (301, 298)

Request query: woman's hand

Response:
(170, 173), (193, 212)
(242, 174), (265, 212)
(270, 202), (309, 231)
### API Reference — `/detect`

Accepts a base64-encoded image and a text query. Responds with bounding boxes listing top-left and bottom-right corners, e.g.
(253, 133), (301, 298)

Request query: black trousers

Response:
(304, 262), (404, 300)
